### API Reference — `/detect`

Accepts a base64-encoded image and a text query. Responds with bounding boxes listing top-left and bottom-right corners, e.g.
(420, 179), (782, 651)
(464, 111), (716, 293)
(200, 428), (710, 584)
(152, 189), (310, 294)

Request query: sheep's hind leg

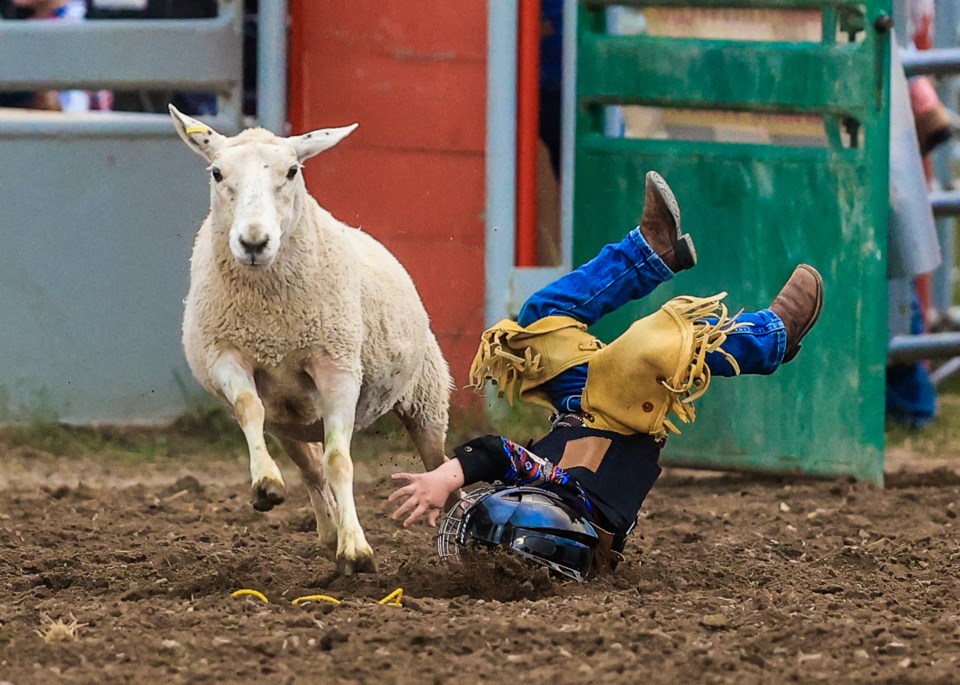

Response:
(394, 345), (451, 473)
(394, 357), (454, 502)
(305, 362), (376, 575)
(394, 409), (447, 472)
(210, 352), (285, 512)
(395, 410), (460, 512)
(277, 438), (338, 551)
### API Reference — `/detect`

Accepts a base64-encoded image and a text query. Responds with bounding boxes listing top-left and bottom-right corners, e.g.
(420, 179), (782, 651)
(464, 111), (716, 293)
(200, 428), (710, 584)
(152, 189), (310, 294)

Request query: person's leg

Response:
(523, 225), (671, 411)
(519, 172), (695, 327)
(518, 228), (673, 327)
(707, 265), (824, 376)
(706, 309), (785, 377)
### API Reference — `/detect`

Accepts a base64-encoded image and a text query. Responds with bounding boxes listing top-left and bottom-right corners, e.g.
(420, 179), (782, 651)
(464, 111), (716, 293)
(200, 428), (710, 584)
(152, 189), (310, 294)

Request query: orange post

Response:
(287, 0), (488, 408)
(515, 0), (541, 267)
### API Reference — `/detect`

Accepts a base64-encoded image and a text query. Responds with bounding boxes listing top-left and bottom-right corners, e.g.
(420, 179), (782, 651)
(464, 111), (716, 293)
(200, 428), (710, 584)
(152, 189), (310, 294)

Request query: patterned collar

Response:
(550, 412), (587, 430)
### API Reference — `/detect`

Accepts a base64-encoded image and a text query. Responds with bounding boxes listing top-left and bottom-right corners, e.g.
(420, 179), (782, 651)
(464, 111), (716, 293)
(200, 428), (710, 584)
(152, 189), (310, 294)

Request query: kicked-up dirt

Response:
(0, 433), (959, 684)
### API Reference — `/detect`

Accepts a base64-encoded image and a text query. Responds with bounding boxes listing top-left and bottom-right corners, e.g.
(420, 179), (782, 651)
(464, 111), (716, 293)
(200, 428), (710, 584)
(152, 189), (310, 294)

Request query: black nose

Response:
(239, 237), (269, 256)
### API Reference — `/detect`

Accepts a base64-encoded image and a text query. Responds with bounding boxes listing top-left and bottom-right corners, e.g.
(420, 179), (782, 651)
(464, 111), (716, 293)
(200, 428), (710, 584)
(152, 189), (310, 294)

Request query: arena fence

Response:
(894, 34), (960, 373)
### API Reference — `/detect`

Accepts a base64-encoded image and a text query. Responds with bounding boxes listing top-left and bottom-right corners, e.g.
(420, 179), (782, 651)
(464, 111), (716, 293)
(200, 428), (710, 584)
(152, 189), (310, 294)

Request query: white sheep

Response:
(169, 105), (452, 574)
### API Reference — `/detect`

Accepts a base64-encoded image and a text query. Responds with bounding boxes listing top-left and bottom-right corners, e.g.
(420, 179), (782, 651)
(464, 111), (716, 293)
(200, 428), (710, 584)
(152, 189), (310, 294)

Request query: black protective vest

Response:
(529, 423), (662, 536)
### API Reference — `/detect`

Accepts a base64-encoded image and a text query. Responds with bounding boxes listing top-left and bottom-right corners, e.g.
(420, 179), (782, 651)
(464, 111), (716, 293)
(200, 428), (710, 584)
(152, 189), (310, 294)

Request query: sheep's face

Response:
(169, 105), (358, 269)
(206, 142), (301, 268)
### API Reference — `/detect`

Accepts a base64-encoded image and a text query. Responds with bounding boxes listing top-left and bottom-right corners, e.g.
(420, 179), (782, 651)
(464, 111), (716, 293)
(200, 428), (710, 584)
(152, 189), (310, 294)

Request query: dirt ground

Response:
(0, 427), (959, 685)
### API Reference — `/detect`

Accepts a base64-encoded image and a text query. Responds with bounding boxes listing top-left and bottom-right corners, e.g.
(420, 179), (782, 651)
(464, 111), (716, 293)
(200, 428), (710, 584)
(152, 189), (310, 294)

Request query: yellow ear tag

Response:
(230, 588), (269, 603)
(291, 594), (341, 606)
(185, 125), (209, 136)
(378, 588), (403, 607)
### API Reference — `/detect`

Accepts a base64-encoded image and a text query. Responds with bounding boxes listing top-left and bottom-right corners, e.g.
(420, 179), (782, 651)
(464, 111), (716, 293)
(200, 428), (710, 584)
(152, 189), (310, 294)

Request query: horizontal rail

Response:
(578, 34), (875, 116)
(583, 0), (867, 10)
(578, 132), (861, 163)
(930, 190), (960, 219)
(0, 12), (242, 91)
(930, 357), (960, 387)
(888, 332), (960, 364)
(901, 48), (960, 77)
(0, 110), (239, 137)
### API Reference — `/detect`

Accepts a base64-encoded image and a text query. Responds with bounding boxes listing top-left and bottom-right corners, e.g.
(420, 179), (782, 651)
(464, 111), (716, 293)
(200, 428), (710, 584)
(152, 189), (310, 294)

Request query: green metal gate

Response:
(574, 0), (892, 482)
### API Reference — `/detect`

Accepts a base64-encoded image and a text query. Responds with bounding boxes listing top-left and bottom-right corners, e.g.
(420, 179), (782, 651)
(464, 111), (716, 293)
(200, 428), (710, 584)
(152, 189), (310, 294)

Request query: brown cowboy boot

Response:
(638, 171), (697, 273)
(770, 265), (824, 364)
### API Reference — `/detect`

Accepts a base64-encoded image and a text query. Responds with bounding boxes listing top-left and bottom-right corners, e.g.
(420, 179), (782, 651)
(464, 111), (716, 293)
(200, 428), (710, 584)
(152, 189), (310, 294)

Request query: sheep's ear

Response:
(286, 123), (358, 162)
(168, 104), (226, 161)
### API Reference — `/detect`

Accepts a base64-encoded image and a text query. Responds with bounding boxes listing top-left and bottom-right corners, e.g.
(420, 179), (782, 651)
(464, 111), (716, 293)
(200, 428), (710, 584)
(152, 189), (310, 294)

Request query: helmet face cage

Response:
(436, 486), (497, 564)
(435, 486), (597, 582)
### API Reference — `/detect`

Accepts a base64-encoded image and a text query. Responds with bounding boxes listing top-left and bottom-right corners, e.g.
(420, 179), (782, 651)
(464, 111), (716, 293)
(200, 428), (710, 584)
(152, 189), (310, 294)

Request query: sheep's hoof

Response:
(251, 479), (285, 512)
(336, 553), (378, 576)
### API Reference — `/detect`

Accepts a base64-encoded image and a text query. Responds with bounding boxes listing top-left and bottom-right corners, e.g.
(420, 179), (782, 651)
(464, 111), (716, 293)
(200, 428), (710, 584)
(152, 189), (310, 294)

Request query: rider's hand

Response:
(389, 459), (465, 527)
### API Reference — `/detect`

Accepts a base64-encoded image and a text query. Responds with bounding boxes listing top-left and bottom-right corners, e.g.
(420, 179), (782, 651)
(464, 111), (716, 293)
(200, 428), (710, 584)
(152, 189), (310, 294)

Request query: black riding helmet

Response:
(437, 486), (600, 581)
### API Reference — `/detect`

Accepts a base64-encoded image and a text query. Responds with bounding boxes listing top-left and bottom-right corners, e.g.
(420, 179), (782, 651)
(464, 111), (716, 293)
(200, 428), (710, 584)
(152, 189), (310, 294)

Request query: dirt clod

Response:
(700, 613), (729, 629)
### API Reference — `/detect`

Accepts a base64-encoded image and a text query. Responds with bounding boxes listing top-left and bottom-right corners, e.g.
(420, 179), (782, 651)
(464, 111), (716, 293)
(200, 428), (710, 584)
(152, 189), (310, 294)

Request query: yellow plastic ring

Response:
(291, 594), (341, 606)
(230, 589), (269, 603)
(185, 125), (209, 135)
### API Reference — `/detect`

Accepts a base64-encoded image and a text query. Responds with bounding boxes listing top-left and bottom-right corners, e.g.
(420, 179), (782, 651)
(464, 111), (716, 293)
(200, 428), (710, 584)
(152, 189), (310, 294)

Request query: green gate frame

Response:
(574, 0), (892, 483)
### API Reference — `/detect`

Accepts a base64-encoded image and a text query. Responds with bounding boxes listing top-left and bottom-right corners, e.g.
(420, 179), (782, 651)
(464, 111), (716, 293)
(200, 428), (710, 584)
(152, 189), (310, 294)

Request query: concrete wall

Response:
(0, 129), (210, 422)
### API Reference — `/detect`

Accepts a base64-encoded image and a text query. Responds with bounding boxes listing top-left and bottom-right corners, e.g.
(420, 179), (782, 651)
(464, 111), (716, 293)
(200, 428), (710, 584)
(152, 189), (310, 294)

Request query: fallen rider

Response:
(389, 172), (824, 581)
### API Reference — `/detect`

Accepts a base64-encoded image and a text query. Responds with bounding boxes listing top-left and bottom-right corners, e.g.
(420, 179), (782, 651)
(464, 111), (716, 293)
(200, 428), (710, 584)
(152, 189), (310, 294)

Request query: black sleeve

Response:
(452, 435), (512, 486)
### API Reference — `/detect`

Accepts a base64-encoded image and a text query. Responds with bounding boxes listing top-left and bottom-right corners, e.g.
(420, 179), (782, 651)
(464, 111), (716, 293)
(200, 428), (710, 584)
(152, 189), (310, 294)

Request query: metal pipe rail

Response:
(256, 1), (288, 134)
(0, 111), (238, 138)
(0, 15), (241, 92)
(0, 1), (244, 134)
(888, 332), (960, 364)
(901, 47), (960, 77)
(930, 190), (960, 218)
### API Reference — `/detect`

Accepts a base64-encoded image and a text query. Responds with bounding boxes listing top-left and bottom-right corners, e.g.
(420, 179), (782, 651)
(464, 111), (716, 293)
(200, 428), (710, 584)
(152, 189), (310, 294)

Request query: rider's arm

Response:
(388, 436), (516, 527)
(389, 435), (574, 526)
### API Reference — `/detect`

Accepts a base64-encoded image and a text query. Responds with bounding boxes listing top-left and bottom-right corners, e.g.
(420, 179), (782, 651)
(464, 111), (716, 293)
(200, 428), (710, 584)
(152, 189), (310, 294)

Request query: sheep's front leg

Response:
(304, 360), (375, 575)
(210, 352), (285, 511)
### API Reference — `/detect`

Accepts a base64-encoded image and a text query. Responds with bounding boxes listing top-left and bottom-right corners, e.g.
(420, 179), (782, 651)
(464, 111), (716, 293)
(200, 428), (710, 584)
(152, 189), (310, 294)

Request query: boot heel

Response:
(674, 234), (698, 270)
(784, 343), (802, 364)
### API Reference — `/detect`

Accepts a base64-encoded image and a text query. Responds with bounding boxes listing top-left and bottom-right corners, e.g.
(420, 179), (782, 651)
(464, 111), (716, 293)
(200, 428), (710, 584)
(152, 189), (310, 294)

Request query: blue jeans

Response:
(885, 288), (936, 428)
(517, 228), (787, 412)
